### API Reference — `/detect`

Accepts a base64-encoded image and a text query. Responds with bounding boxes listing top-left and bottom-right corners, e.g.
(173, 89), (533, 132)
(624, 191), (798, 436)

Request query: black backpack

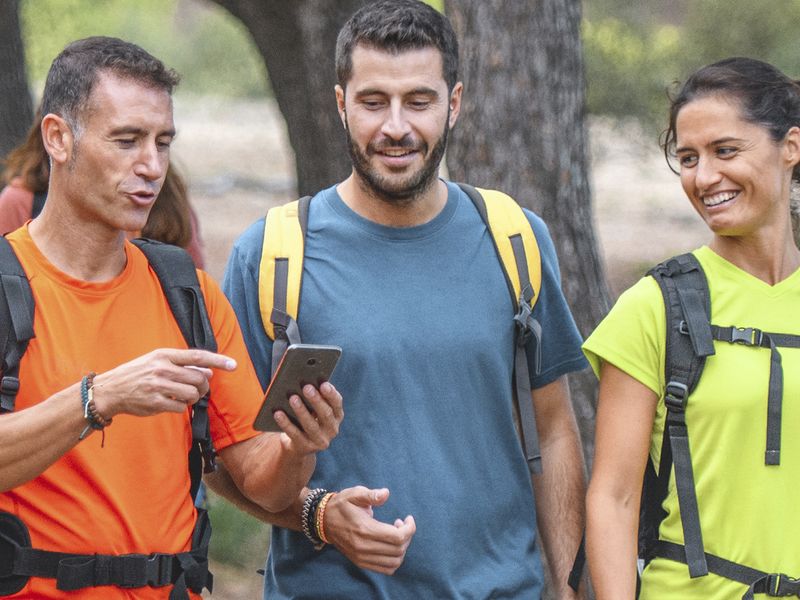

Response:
(0, 237), (216, 598)
(639, 253), (800, 599)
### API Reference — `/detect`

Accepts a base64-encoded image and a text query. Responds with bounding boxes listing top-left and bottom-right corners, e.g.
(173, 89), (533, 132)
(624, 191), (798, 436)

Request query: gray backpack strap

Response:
(0, 237), (35, 413)
(457, 182), (542, 475)
(646, 253), (713, 578)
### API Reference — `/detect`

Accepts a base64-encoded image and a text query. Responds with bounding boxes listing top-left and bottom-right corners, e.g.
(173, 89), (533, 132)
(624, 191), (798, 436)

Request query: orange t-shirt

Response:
(0, 226), (262, 599)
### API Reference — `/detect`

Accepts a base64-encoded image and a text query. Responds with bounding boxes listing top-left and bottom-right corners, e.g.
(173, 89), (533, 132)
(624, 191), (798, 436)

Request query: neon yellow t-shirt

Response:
(584, 246), (800, 599)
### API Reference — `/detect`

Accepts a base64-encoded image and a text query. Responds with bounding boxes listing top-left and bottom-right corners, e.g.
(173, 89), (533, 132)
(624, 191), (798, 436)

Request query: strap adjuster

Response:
(513, 301), (533, 346)
(766, 573), (800, 597)
(144, 553), (174, 587)
(664, 381), (688, 411)
(0, 376), (19, 396)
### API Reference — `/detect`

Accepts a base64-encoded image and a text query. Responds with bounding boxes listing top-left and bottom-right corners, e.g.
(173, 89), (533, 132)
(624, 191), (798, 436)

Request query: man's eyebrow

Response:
(108, 126), (177, 137)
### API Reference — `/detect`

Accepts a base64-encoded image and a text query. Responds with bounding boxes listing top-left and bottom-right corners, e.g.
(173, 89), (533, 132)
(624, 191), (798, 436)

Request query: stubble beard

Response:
(345, 117), (449, 205)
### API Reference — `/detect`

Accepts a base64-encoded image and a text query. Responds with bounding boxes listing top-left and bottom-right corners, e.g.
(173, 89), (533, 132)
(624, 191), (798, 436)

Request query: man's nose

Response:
(380, 101), (412, 140)
(134, 141), (167, 181)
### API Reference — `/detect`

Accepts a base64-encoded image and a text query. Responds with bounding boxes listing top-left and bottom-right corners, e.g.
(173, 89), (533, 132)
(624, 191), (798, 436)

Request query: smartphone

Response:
(253, 344), (342, 432)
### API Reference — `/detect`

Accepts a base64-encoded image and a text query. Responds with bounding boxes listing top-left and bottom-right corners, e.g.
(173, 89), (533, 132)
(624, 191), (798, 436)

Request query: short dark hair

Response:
(41, 36), (180, 133)
(335, 0), (459, 91)
(663, 57), (800, 181)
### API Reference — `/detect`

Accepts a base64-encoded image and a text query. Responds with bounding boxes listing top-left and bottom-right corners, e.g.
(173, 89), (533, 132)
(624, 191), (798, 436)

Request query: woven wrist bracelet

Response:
(301, 488), (327, 548)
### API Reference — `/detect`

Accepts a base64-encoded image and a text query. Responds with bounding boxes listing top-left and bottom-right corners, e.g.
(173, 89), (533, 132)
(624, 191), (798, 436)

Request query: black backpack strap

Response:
(457, 182), (543, 475)
(709, 324), (800, 467)
(31, 192), (47, 219)
(0, 510), (212, 597)
(0, 237), (35, 413)
(269, 195), (311, 374)
(646, 253), (714, 578)
(131, 239), (217, 501)
(653, 540), (800, 600)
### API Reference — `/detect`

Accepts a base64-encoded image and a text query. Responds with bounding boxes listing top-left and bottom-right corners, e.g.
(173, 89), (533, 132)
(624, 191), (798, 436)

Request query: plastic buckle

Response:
(144, 554), (173, 587)
(766, 573), (800, 597)
(0, 376), (19, 396)
(731, 327), (761, 346)
(664, 381), (688, 411)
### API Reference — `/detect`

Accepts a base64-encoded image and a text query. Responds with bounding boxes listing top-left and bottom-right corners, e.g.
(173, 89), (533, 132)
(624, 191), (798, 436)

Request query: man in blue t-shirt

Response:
(217, 1), (588, 597)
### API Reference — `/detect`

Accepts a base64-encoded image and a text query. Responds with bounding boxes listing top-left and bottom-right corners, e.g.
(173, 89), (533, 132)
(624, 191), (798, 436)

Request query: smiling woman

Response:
(584, 57), (800, 600)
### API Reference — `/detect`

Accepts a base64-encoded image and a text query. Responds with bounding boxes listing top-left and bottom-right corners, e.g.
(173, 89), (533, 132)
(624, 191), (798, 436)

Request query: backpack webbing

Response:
(458, 183), (543, 474)
(642, 253), (800, 595)
(0, 237), (35, 413)
(0, 237), (216, 597)
(132, 238), (219, 500)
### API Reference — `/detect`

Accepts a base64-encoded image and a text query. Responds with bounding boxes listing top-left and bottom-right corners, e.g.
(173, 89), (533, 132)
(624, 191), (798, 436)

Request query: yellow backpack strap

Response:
(258, 196), (311, 373)
(458, 182), (544, 474)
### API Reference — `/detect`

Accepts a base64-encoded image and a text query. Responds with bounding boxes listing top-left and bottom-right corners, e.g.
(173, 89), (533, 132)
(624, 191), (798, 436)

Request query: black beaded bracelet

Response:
(301, 488), (328, 549)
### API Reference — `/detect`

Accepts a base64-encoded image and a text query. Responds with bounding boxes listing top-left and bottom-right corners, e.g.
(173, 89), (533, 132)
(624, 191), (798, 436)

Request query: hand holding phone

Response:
(254, 344), (342, 432)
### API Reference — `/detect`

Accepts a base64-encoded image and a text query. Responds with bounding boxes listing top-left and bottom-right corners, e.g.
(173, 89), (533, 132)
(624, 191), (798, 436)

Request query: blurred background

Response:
(2, 0), (798, 596)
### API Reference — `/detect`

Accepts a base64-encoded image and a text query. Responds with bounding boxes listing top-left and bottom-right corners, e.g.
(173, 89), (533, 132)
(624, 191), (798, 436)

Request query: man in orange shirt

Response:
(0, 37), (343, 599)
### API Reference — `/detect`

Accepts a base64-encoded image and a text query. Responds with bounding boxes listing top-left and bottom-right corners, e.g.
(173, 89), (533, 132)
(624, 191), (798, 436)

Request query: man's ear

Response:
(335, 85), (347, 129)
(41, 114), (75, 165)
(448, 82), (463, 129)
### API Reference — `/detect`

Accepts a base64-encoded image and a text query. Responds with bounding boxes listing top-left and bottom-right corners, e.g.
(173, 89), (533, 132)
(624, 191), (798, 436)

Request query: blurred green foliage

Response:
(206, 492), (270, 569)
(583, 0), (800, 130)
(20, 0), (269, 98)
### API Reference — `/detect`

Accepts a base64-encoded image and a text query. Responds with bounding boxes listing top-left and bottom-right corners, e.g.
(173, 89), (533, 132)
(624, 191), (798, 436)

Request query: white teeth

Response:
(703, 191), (738, 207)
(383, 150), (411, 157)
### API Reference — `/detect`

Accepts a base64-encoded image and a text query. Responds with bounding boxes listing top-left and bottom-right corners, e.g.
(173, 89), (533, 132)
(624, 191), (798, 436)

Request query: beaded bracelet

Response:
(78, 372), (111, 445)
(301, 488), (328, 548)
(316, 492), (336, 545)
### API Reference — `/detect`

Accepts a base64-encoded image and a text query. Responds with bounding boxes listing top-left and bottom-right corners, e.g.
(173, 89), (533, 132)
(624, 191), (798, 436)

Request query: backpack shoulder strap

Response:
(132, 238), (216, 353)
(132, 238), (217, 502)
(31, 192), (47, 219)
(457, 182), (544, 475)
(642, 252), (714, 578)
(0, 237), (35, 413)
(258, 196), (311, 373)
(457, 183), (542, 312)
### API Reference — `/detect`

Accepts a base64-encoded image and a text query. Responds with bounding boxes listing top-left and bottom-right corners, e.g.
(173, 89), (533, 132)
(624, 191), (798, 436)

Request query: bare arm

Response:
(586, 361), (657, 600)
(218, 381), (344, 512)
(530, 375), (586, 599)
(0, 348), (235, 492)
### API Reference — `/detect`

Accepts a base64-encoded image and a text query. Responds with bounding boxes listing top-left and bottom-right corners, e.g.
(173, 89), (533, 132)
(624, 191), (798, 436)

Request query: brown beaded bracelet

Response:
(79, 372), (111, 445)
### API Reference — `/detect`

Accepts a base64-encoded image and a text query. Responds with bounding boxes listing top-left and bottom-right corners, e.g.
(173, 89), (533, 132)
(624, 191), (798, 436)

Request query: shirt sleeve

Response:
(582, 274), (666, 396)
(525, 210), (590, 388)
(198, 270), (264, 451)
(222, 218), (275, 391)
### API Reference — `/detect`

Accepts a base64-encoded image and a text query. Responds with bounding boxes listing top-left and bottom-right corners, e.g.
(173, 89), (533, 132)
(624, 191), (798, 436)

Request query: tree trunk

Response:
(0, 0), (34, 160)
(209, 0), (367, 196)
(445, 0), (609, 469)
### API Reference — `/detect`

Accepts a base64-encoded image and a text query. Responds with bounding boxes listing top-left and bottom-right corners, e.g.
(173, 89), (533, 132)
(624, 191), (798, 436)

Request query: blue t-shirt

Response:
(223, 181), (588, 599)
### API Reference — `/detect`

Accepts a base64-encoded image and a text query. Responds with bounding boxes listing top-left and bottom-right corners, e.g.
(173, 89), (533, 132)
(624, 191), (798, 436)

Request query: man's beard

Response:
(345, 118), (449, 204)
